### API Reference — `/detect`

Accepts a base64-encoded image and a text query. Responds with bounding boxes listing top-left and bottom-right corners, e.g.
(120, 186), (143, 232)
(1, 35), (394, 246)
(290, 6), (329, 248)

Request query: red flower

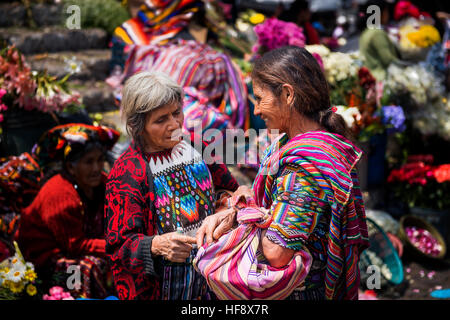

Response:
(434, 164), (450, 183)
(394, 1), (420, 21)
(358, 67), (376, 90)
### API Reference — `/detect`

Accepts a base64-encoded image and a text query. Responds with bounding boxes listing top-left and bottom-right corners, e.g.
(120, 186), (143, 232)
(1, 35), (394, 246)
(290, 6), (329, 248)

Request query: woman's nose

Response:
(168, 115), (181, 130)
(253, 103), (261, 116)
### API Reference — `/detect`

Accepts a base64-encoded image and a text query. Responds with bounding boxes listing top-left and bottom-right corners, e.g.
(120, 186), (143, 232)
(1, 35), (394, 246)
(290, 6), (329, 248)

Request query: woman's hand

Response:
(260, 230), (295, 268)
(230, 185), (254, 206)
(196, 207), (236, 248)
(151, 232), (197, 263)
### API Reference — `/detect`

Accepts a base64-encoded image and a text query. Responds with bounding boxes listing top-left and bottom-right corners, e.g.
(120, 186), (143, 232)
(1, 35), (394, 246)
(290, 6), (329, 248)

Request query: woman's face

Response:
(142, 102), (184, 152)
(68, 148), (105, 190)
(252, 81), (289, 132)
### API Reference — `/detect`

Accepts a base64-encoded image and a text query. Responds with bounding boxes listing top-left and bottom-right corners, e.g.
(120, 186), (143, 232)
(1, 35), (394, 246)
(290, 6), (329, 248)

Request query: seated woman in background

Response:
(17, 123), (120, 299)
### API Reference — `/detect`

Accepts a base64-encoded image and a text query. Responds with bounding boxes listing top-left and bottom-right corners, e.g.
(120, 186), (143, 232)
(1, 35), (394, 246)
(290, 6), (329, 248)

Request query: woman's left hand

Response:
(196, 207), (236, 248)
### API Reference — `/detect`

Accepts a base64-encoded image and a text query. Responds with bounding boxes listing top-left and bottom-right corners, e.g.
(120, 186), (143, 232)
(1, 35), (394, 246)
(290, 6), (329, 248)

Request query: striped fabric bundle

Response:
(252, 131), (369, 300)
(123, 39), (249, 131)
(193, 200), (312, 300)
(114, 0), (202, 46)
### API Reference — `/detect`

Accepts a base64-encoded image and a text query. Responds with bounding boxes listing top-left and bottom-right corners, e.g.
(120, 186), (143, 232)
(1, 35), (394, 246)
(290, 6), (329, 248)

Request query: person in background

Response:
(17, 124), (119, 299)
(280, 0), (320, 45)
(358, 0), (411, 81)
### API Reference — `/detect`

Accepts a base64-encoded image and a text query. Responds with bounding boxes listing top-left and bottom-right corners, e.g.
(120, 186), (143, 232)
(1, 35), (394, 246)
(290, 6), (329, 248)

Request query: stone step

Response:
(27, 49), (112, 81)
(0, 27), (109, 55)
(68, 80), (118, 114)
(0, 2), (63, 28)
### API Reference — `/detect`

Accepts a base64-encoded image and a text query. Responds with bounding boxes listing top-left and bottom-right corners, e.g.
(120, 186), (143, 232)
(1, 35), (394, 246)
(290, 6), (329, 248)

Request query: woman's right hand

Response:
(151, 232), (197, 263)
(230, 185), (254, 206)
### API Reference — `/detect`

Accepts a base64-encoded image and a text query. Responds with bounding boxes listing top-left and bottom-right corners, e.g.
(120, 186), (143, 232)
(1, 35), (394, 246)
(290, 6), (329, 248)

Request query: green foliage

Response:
(62, 0), (130, 35)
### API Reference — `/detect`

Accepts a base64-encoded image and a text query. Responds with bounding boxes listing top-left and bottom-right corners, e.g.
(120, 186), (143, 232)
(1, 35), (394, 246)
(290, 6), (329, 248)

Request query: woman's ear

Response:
(281, 84), (295, 107)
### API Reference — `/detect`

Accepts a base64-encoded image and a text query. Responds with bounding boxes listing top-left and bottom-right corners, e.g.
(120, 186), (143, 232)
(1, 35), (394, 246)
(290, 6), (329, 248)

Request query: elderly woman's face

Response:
(143, 102), (184, 152)
(252, 81), (289, 132)
(68, 148), (105, 189)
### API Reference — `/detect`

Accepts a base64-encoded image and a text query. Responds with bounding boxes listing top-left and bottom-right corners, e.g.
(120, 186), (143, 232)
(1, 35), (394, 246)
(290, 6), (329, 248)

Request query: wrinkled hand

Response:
(196, 207), (236, 248)
(230, 185), (254, 206)
(151, 232), (197, 263)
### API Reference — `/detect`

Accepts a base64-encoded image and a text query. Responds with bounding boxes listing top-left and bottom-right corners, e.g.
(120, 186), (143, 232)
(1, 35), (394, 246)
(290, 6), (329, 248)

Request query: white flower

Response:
(335, 106), (361, 128)
(10, 255), (26, 273)
(305, 44), (330, 58)
(5, 268), (24, 282)
(64, 56), (83, 75)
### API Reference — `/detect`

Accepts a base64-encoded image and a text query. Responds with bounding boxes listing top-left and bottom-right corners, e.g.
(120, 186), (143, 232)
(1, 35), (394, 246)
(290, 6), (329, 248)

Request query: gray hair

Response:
(121, 71), (183, 144)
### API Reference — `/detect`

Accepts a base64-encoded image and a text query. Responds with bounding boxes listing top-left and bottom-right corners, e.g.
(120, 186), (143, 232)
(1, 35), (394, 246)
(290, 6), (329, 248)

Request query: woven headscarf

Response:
(33, 123), (120, 170)
(114, 0), (203, 45)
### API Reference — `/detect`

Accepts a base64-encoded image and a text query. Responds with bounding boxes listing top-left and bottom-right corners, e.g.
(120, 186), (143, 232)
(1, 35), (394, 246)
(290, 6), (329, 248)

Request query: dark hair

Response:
(251, 46), (352, 140)
(40, 141), (105, 186)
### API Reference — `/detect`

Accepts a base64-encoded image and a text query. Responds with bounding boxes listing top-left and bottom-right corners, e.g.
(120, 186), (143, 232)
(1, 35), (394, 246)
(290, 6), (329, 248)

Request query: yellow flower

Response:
(2, 280), (12, 289)
(407, 25), (441, 48)
(249, 13), (265, 25)
(9, 281), (25, 294)
(24, 270), (37, 282)
(26, 284), (37, 296)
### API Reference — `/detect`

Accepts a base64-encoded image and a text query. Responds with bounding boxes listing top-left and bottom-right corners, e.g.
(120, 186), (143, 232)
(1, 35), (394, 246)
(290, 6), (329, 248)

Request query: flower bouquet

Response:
(0, 44), (81, 132)
(393, 17), (441, 62)
(387, 154), (450, 211)
(252, 17), (306, 56)
(0, 241), (39, 300)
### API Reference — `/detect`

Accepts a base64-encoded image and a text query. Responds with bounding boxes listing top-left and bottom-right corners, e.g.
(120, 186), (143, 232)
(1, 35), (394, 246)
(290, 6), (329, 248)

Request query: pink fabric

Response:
(193, 197), (312, 300)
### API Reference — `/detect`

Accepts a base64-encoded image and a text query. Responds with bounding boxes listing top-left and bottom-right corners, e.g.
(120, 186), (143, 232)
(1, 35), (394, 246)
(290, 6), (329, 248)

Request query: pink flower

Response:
(311, 53), (324, 70)
(0, 88), (6, 100)
(49, 286), (64, 296)
(0, 114), (3, 122)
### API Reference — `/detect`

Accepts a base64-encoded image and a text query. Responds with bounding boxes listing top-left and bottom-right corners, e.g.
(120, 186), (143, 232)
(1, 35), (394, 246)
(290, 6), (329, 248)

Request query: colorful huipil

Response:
(105, 138), (238, 300)
(252, 131), (369, 300)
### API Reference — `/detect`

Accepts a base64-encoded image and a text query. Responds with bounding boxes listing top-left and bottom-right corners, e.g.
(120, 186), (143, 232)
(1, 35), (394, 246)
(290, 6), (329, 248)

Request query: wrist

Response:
(151, 235), (162, 256)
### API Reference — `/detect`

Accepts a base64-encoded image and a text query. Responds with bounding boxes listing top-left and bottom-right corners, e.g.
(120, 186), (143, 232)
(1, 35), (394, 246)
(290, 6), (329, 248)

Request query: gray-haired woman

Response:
(104, 71), (239, 300)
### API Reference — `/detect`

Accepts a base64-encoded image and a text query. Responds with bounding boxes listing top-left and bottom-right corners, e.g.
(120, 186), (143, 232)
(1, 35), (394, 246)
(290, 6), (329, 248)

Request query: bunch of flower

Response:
(384, 64), (445, 108)
(387, 155), (450, 210)
(334, 105), (362, 129)
(0, 241), (38, 300)
(0, 45), (81, 125)
(410, 95), (450, 141)
(43, 286), (74, 300)
(239, 9), (265, 26)
(407, 25), (441, 48)
(252, 17), (306, 55)
(322, 51), (359, 87)
(382, 105), (406, 134)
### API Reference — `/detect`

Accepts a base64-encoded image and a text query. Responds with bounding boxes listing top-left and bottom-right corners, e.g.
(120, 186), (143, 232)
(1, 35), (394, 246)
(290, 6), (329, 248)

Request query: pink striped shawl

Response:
(252, 131), (369, 300)
(193, 199), (312, 300)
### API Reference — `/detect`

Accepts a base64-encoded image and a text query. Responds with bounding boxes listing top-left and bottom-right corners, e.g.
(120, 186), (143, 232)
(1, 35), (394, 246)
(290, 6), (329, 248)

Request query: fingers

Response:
(196, 224), (207, 248)
(213, 209), (235, 240)
(183, 235), (197, 245)
(204, 218), (216, 245)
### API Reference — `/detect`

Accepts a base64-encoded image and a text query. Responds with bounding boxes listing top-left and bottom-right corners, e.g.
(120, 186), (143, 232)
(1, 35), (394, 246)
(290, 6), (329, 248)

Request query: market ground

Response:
(375, 253), (450, 300)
